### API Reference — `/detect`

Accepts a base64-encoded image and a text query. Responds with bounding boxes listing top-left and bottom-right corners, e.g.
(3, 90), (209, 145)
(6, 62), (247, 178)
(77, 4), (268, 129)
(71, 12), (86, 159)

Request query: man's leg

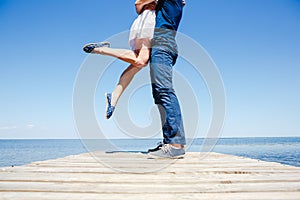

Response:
(150, 48), (186, 146)
(150, 0), (185, 146)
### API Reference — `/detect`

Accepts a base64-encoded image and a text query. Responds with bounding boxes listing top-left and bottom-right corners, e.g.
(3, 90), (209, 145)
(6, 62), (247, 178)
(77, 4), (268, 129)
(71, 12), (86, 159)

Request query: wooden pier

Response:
(0, 152), (300, 199)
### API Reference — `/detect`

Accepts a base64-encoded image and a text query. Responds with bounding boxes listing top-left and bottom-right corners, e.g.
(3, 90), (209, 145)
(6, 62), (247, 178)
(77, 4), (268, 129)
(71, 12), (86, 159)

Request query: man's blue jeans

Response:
(150, 0), (186, 145)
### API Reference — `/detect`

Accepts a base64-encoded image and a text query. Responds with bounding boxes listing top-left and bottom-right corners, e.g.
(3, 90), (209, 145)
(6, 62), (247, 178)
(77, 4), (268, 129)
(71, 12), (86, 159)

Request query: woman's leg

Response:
(93, 47), (141, 67)
(111, 64), (141, 107)
(91, 38), (151, 68)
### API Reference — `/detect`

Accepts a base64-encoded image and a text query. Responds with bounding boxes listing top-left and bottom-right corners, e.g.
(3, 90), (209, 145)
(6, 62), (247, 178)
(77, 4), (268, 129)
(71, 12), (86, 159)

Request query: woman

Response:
(83, 0), (156, 119)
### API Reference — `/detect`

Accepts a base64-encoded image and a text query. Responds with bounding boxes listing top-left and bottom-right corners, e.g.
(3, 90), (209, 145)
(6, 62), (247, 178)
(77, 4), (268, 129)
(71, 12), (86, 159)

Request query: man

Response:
(148, 0), (186, 158)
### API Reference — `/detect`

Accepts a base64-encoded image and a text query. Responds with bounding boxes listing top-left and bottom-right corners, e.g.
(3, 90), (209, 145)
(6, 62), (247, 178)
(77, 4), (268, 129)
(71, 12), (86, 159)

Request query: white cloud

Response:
(26, 124), (35, 129)
(0, 126), (17, 130)
(0, 124), (36, 131)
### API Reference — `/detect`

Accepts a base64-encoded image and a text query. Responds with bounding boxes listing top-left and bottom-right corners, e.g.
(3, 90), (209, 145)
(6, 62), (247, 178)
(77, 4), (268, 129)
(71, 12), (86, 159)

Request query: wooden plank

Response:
(1, 192), (299, 200)
(0, 152), (299, 200)
(1, 172), (300, 182)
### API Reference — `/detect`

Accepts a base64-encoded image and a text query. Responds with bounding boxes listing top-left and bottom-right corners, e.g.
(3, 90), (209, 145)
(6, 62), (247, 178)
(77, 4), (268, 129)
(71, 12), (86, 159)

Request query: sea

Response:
(0, 137), (299, 167)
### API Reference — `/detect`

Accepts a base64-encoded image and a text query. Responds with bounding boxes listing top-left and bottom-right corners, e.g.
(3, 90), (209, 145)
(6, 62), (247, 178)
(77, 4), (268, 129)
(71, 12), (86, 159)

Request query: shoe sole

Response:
(83, 42), (110, 54)
(147, 153), (185, 159)
(105, 93), (109, 119)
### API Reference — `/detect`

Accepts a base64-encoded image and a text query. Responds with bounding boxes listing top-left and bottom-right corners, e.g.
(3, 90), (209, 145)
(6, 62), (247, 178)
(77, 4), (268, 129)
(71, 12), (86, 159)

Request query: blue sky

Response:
(0, 0), (299, 139)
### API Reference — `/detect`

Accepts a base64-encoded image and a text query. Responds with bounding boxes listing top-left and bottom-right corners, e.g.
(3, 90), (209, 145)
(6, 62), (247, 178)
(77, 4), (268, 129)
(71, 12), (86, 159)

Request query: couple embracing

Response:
(83, 0), (186, 158)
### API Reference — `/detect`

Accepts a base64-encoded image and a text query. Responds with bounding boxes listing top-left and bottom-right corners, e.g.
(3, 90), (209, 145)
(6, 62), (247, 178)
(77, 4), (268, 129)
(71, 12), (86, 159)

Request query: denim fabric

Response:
(151, 0), (183, 54)
(150, 0), (186, 145)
